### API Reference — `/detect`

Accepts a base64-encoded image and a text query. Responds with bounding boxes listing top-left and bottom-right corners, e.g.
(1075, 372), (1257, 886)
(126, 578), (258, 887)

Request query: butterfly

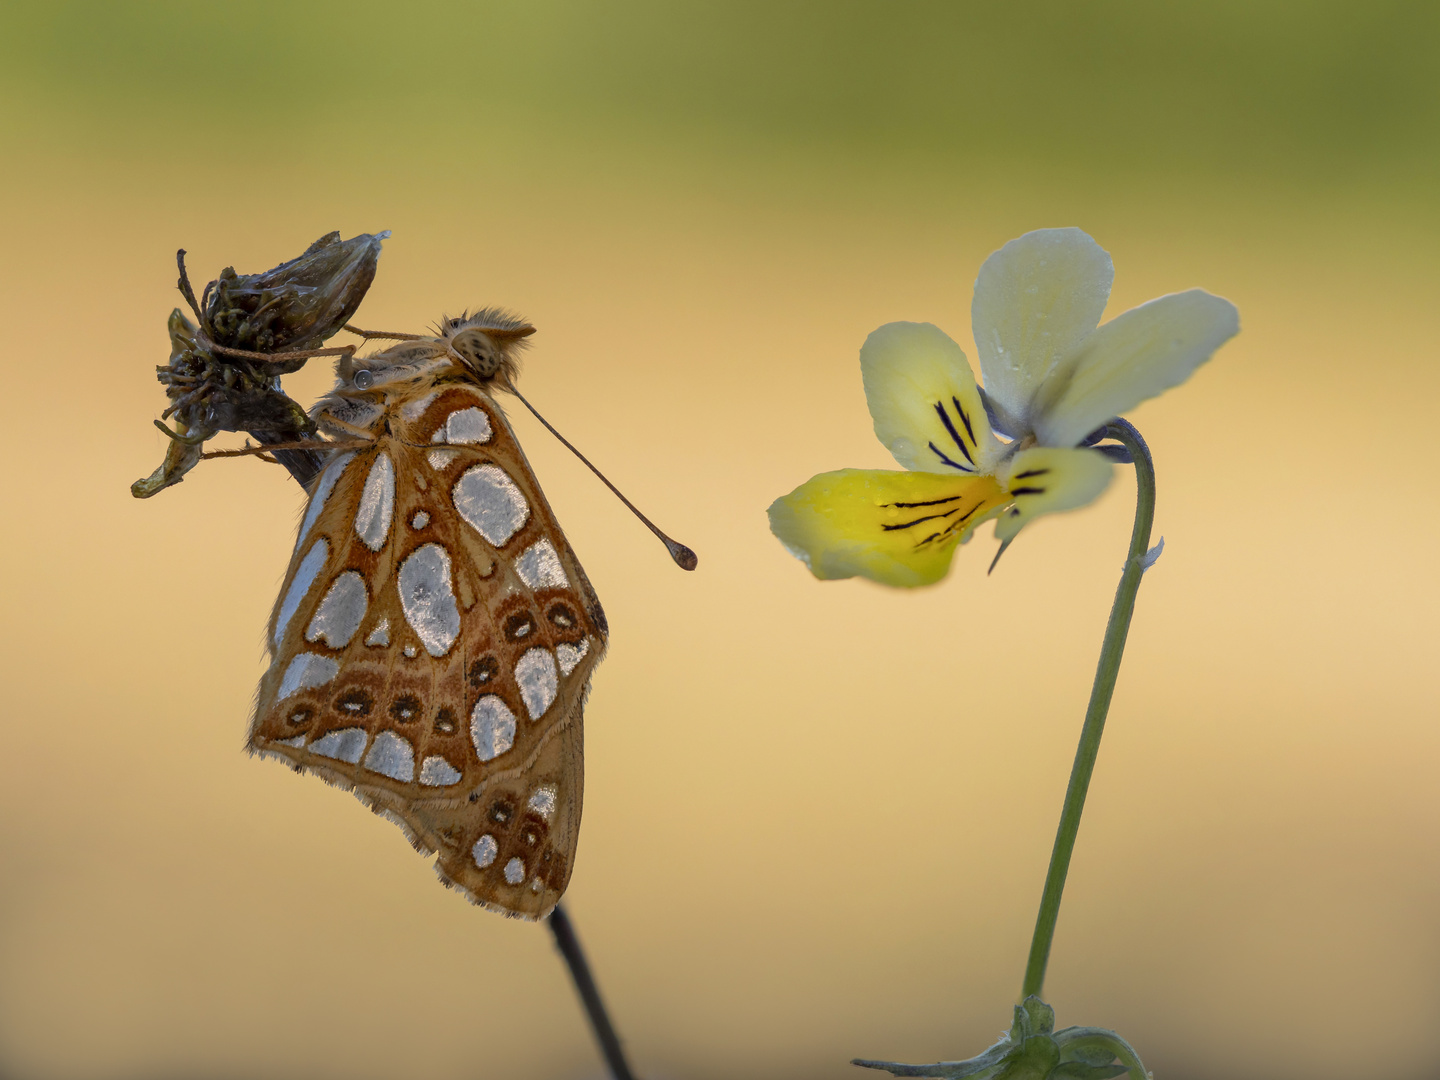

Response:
(246, 310), (608, 919)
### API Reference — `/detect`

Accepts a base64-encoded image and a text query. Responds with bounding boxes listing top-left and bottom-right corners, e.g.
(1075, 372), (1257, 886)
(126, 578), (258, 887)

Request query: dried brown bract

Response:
(203, 230), (386, 364)
(131, 231), (387, 499)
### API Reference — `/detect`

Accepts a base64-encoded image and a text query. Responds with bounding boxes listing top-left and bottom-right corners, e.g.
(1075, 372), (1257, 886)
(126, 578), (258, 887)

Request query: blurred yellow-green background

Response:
(2, 3), (1438, 1078)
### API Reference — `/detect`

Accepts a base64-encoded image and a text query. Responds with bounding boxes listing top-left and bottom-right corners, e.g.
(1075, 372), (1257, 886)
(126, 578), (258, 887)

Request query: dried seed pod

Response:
(133, 232), (386, 498)
(202, 231), (387, 366)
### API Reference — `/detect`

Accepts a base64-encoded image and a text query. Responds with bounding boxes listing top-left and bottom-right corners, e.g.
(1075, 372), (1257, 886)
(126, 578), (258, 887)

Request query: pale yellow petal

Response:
(860, 321), (1002, 477)
(971, 228), (1114, 436)
(993, 447), (1113, 543)
(768, 468), (1009, 587)
(1033, 289), (1239, 448)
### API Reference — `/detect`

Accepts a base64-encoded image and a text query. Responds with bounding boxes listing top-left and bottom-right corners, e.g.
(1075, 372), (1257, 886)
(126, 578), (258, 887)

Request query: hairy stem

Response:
(1021, 419), (1156, 1000)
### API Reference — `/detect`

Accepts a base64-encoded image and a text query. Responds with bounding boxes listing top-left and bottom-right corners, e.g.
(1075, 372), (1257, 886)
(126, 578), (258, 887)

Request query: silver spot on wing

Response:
(452, 464), (529, 546)
(556, 638), (590, 677)
(418, 756), (462, 786)
(400, 389), (440, 422)
(309, 726), (367, 763)
(364, 731), (416, 781)
(515, 539), (569, 590)
(396, 543), (461, 657)
(274, 539), (329, 649)
(470, 695), (516, 761)
(514, 648), (558, 719)
(354, 452), (396, 552)
(473, 834), (498, 868)
(527, 785), (557, 821)
(427, 448), (460, 470)
(305, 571), (368, 649)
(294, 453), (354, 554)
(432, 406), (492, 445)
(276, 652), (339, 701)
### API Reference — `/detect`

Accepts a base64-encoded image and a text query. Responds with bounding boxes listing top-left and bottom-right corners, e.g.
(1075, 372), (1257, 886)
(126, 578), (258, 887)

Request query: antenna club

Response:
(667, 542), (699, 571)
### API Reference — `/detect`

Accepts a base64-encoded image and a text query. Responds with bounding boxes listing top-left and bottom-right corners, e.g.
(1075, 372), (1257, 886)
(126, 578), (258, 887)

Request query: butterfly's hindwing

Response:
(249, 369), (606, 919)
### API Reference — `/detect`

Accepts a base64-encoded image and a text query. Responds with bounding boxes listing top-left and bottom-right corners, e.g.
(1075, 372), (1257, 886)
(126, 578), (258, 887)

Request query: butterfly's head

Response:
(438, 309), (536, 387)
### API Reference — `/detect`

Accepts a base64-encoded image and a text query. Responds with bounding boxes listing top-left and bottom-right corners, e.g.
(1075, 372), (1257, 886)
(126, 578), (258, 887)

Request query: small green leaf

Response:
(1011, 1004), (1031, 1038)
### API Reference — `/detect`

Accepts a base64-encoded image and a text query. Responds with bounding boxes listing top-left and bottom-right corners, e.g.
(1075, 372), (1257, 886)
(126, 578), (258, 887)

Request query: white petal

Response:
(1033, 289), (1239, 448)
(994, 446), (1114, 543)
(860, 322), (1002, 476)
(972, 228), (1113, 435)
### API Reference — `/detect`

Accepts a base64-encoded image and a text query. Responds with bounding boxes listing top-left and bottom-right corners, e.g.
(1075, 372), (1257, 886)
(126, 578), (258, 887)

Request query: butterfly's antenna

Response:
(504, 381), (698, 571)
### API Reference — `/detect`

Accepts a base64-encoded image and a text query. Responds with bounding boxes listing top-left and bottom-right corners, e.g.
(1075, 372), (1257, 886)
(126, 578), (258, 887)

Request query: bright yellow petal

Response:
(860, 322), (1003, 477)
(1033, 289), (1240, 448)
(971, 228), (1113, 436)
(994, 447), (1113, 543)
(768, 468), (1009, 587)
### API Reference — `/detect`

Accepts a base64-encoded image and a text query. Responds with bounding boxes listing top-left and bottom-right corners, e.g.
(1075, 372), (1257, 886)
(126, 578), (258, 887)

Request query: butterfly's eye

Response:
(451, 329), (501, 377)
(353, 369), (376, 390)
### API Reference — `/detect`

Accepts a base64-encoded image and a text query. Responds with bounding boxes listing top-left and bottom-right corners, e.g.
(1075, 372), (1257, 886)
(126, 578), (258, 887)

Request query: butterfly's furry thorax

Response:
(331, 308), (534, 398)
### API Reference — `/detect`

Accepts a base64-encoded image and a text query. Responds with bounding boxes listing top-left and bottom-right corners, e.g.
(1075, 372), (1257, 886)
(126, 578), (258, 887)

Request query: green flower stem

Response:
(1021, 418), (1156, 1001)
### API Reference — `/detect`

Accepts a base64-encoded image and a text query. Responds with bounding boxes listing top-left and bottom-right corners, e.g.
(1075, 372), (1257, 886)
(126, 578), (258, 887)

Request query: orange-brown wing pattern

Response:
(248, 381), (606, 918)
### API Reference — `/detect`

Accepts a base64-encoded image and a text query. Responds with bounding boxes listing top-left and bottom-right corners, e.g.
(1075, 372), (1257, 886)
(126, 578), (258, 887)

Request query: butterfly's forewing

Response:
(248, 377), (607, 919)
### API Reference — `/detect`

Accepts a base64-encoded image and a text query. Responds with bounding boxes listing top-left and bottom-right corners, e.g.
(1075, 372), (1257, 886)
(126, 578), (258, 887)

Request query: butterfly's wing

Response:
(248, 382), (606, 919)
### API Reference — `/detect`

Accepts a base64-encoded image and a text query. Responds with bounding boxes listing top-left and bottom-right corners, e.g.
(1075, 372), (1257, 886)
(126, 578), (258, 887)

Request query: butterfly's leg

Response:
(313, 410), (381, 442)
(201, 436), (376, 461)
(160, 379), (217, 420)
(197, 443), (288, 466)
(202, 339), (360, 365)
(342, 323), (425, 341)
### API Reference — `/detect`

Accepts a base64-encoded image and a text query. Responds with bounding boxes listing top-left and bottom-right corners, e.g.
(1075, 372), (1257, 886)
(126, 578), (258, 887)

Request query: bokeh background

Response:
(2, 3), (1438, 1078)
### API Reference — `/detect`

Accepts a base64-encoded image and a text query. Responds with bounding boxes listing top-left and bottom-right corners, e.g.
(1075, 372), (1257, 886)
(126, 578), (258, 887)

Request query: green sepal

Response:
(852, 1042), (1012, 1079)
(1053, 1026), (1147, 1080)
(1018, 997), (1056, 1037)
(993, 1034), (1060, 1079)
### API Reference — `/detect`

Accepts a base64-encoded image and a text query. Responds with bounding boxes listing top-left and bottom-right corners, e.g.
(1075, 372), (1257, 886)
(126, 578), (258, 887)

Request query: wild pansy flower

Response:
(768, 227), (1239, 586)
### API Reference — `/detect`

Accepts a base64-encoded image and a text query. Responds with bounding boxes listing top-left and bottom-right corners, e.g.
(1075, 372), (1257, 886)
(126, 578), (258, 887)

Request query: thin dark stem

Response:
(549, 903), (638, 1080)
(261, 429), (325, 488)
(1020, 419), (1156, 1000)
